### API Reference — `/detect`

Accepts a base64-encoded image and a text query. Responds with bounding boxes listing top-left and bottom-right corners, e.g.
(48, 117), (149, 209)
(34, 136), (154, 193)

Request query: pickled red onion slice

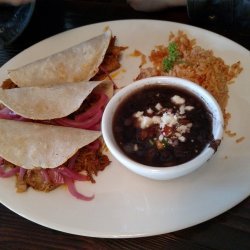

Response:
(18, 167), (27, 181)
(58, 166), (89, 181)
(86, 139), (101, 151)
(90, 123), (101, 131)
(67, 151), (79, 169)
(55, 109), (103, 129)
(0, 165), (20, 178)
(40, 169), (50, 183)
(75, 93), (108, 121)
(0, 107), (22, 120)
(64, 176), (94, 201)
(47, 169), (64, 184)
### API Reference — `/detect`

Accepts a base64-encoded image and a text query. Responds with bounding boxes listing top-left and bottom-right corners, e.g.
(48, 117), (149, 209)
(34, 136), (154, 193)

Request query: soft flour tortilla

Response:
(8, 30), (112, 87)
(0, 80), (113, 120)
(0, 119), (101, 169)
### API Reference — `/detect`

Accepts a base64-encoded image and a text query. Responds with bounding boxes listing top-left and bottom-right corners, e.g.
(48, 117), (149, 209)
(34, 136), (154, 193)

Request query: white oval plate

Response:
(0, 20), (249, 238)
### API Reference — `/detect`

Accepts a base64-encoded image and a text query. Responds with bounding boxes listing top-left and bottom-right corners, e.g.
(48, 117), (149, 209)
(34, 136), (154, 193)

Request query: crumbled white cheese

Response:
(185, 106), (194, 111)
(152, 116), (161, 124)
(160, 112), (178, 128)
(147, 108), (153, 114)
(168, 139), (173, 145)
(136, 115), (161, 129)
(175, 132), (181, 138)
(155, 103), (163, 111)
(133, 111), (144, 118)
(159, 134), (164, 141)
(132, 94), (194, 146)
(139, 116), (153, 129)
(171, 95), (185, 105)
(178, 136), (186, 142)
(177, 125), (190, 134)
(179, 104), (185, 115)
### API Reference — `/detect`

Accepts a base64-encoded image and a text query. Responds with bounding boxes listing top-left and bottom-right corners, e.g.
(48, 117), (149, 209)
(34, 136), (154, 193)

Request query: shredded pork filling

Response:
(13, 141), (110, 193)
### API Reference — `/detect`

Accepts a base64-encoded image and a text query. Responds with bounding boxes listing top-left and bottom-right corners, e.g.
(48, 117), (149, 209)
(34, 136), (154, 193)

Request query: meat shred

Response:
(92, 36), (127, 80)
(15, 143), (110, 193)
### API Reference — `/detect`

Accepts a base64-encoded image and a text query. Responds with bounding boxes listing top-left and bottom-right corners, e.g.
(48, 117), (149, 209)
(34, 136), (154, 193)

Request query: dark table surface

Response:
(0, 1), (249, 249)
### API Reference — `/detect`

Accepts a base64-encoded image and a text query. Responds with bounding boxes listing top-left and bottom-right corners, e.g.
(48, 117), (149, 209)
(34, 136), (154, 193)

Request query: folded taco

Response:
(0, 80), (113, 200)
(0, 80), (113, 121)
(0, 119), (101, 169)
(6, 29), (127, 88)
(0, 119), (110, 201)
(8, 30), (111, 87)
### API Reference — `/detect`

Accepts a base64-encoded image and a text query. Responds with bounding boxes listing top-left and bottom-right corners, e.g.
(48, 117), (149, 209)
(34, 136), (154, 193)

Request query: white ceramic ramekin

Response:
(102, 76), (224, 180)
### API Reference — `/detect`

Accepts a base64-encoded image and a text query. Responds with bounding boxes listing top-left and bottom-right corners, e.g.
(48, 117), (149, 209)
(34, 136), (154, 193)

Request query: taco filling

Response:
(3, 31), (127, 89)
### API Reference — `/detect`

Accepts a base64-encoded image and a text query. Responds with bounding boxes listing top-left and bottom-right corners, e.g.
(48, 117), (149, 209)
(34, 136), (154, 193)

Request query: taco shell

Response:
(0, 119), (101, 169)
(0, 80), (113, 120)
(8, 30), (112, 87)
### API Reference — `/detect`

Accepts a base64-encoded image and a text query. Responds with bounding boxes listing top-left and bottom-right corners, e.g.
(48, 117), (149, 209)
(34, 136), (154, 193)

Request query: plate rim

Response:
(0, 19), (249, 238)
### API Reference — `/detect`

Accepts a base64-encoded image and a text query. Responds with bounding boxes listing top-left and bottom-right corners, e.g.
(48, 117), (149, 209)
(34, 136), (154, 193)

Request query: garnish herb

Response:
(162, 42), (180, 72)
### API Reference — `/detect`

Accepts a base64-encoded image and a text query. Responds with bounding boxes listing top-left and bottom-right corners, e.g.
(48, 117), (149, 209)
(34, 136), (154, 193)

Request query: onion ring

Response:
(64, 176), (94, 201)
(55, 109), (103, 129)
(75, 93), (108, 121)
(0, 165), (20, 178)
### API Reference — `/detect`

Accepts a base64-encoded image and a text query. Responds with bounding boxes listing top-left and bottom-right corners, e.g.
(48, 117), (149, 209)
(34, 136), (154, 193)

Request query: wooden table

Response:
(0, 1), (249, 249)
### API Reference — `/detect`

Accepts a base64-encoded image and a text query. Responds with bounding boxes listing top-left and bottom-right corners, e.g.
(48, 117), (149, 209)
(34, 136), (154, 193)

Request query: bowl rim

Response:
(101, 76), (224, 180)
